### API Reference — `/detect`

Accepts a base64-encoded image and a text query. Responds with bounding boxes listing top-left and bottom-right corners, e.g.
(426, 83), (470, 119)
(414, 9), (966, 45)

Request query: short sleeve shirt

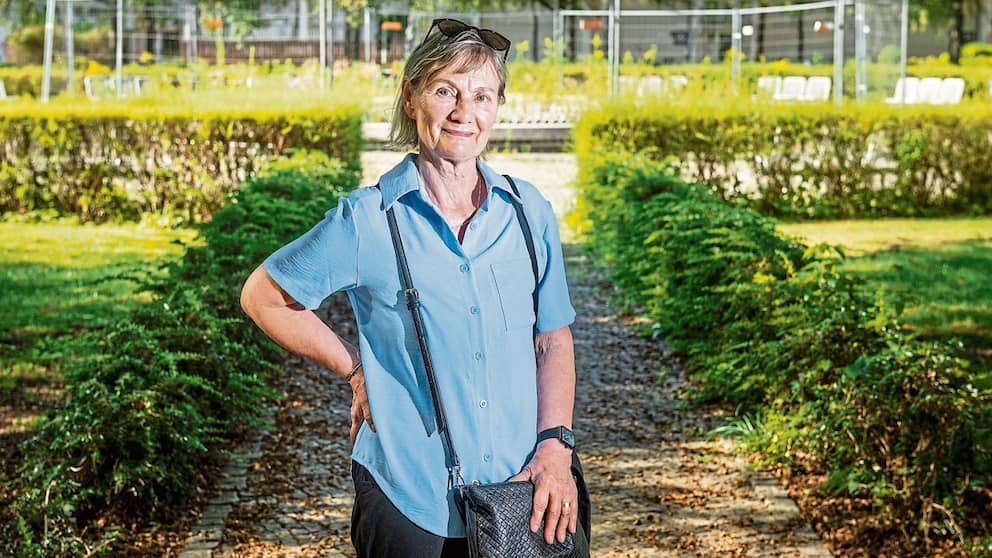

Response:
(263, 153), (575, 537)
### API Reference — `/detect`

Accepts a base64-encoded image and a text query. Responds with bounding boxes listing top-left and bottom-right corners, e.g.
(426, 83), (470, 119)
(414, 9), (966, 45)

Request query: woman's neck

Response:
(416, 153), (486, 225)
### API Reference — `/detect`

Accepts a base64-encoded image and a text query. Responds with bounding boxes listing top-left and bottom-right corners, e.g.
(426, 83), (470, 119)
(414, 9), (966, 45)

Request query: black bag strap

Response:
(376, 176), (540, 488)
(504, 175), (541, 336)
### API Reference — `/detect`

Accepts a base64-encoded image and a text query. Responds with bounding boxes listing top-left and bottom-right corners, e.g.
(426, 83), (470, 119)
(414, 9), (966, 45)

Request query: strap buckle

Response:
(448, 465), (465, 489)
(404, 288), (420, 310)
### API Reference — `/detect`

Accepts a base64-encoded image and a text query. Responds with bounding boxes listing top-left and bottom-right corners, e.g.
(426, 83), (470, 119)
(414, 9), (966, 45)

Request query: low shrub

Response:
(3, 149), (360, 556)
(577, 148), (992, 549)
(0, 107), (363, 224)
(574, 102), (992, 221)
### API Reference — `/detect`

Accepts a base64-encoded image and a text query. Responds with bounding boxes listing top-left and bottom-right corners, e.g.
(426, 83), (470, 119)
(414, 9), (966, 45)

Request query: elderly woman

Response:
(240, 18), (583, 557)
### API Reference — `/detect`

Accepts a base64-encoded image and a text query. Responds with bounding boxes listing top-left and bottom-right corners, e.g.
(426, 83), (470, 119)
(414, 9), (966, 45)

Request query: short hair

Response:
(388, 29), (508, 150)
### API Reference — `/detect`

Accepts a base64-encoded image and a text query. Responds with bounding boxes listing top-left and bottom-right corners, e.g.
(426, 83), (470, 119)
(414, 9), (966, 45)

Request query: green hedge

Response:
(0, 107), (363, 224)
(575, 102), (992, 220)
(577, 149), (991, 548)
(2, 150), (359, 556)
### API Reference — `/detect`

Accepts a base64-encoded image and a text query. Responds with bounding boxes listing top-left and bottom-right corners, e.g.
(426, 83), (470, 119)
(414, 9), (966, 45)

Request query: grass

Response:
(0, 221), (196, 396)
(779, 217), (992, 367)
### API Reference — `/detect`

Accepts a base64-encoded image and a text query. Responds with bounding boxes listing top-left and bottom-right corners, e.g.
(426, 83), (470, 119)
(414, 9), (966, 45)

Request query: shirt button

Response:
(474, 352), (483, 361)
(459, 263), (469, 273)
(470, 306), (480, 315)
(479, 399), (488, 408)
(483, 453), (492, 462)
(469, 222), (479, 230)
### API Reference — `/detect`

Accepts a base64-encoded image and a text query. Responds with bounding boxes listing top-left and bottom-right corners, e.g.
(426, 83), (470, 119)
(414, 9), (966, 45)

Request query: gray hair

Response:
(388, 29), (508, 150)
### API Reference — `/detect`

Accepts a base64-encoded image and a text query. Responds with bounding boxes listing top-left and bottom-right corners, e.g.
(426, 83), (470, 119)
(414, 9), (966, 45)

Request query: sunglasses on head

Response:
(423, 18), (511, 63)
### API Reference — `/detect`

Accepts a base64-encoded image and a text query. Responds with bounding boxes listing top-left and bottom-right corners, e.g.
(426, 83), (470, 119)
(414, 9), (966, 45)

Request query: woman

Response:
(240, 18), (581, 557)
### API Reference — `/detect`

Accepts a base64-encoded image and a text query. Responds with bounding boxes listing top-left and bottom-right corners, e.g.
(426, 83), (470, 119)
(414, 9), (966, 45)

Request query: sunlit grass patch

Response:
(780, 218), (992, 367)
(0, 221), (197, 396)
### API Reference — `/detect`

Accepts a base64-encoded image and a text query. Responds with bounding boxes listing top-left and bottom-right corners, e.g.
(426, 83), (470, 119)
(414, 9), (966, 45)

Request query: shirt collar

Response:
(378, 153), (521, 210)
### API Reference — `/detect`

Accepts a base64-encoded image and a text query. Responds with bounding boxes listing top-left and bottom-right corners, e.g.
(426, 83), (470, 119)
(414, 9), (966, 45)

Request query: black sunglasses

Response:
(423, 18), (511, 63)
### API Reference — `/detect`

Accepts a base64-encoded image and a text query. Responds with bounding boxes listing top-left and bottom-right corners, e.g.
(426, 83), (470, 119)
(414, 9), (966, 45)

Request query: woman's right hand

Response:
(349, 368), (375, 444)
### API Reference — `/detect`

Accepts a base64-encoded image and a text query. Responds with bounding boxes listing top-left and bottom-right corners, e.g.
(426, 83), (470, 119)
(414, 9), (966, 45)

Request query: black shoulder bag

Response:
(379, 176), (590, 558)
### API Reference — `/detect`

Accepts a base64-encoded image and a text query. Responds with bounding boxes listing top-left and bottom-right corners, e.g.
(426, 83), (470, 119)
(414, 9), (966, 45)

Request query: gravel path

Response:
(178, 153), (830, 557)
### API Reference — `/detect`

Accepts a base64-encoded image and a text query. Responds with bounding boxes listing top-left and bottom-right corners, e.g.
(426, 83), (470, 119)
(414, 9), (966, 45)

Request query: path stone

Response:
(178, 153), (830, 557)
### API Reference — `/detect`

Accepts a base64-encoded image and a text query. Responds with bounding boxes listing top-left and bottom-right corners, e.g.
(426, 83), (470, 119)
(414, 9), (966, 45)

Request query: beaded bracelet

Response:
(345, 359), (362, 382)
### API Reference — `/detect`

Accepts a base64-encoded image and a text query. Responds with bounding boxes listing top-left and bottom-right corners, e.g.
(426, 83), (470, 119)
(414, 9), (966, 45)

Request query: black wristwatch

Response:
(537, 426), (575, 450)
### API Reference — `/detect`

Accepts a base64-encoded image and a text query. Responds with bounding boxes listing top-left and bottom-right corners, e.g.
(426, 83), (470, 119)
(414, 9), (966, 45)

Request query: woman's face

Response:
(405, 61), (501, 164)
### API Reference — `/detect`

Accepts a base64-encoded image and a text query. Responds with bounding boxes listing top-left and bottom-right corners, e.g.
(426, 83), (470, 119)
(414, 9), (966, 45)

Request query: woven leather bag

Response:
(458, 480), (588, 558)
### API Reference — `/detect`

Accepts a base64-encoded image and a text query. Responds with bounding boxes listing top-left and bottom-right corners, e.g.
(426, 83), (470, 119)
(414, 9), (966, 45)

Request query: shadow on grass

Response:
(844, 239), (992, 369)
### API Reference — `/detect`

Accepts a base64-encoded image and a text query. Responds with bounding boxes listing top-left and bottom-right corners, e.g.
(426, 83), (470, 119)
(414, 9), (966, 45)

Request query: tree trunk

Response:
(949, 0), (964, 64)
(757, 9), (765, 59)
(532, 0), (540, 62)
(796, 10), (804, 62)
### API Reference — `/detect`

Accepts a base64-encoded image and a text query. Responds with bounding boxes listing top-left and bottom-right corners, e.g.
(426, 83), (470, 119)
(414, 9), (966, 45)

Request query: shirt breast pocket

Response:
(490, 258), (536, 332)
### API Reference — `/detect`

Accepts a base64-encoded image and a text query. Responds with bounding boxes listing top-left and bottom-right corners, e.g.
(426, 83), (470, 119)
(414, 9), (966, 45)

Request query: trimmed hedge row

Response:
(2, 150), (359, 556)
(575, 102), (992, 219)
(0, 107), (363, 224)
(576, 149), (991, 549)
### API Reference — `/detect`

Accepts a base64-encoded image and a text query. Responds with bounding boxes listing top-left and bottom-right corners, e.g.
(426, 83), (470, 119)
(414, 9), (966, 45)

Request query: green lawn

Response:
(780, 218), (992, 366)
(0, 221), (196, 395)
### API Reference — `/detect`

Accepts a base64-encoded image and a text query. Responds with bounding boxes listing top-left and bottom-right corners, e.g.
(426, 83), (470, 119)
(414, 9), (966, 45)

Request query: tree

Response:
(913, 0), (982, 64)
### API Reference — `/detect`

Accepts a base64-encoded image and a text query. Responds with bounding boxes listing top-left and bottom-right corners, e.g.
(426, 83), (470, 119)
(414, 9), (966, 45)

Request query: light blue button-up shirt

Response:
(263, 153), (575, 537)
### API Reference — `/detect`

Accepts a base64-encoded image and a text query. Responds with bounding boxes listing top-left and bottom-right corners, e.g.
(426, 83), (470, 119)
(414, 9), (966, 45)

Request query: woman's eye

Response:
(476, 94), (491, 103)
(436, 87), (453, 97)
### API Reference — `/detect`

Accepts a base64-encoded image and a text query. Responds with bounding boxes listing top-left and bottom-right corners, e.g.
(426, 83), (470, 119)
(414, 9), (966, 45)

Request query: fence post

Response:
(854, 0), (867, 100)
(116, 0), (124, 98)
(731, 2), (741, 90)
(899, 0), (908, 103)
(66, 0), (74, 95)
(833, 0), (844, 106)
(41, 0), (56, 101)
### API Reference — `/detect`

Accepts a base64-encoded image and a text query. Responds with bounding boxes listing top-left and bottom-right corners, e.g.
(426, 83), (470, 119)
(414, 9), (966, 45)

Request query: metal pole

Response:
(731, 1), (741, 89)
(41, 0), (56, 101)
(364, 7), (371, 65)
(899, 0), (908, 103)
(328, 0), (334, 87)
(832, 0), (844, 105)
(67, 0), (75, 95)
(319, 0), (326, 92)
(854, 0), (866, 100)
(614, 0), (621, 97)
(607, 0), (615, 98)
(116, 0), (123, 98)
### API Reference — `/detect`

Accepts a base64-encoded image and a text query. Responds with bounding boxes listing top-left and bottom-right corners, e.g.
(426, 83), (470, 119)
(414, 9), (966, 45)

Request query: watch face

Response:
(561, 428), (575, 448)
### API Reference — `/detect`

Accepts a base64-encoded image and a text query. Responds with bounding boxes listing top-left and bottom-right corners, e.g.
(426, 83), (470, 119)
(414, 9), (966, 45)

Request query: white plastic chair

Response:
(638, 75), (663, 97)
(667, 75), (689, 90)
(916, 77), (943, 104)
(618, 75), (638, 96)
(756, 75), (782, 99)
(885, 77), (920, 104)
(774, 76), (806, 101)
(936, 77), (965, 105)
(802, 76), (831, 101)
(0, 79), (16, 101)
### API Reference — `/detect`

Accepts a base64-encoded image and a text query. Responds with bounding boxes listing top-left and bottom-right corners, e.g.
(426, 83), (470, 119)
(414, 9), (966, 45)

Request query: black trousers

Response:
(350, 461), (470, 558)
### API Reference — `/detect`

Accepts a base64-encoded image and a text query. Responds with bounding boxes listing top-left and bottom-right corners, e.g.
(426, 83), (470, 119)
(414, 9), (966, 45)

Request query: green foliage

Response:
(3, 149), (360, 556)
(0, 107), (363, 224)
(962, 42), (992, 61)
(574, 102), (992, 221)
(878, 44), (902, 65)
(576, 148), (992, 547)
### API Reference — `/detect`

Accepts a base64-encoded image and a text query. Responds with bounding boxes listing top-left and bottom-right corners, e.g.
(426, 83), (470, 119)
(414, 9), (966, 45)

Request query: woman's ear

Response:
(401, 80), (415, 118)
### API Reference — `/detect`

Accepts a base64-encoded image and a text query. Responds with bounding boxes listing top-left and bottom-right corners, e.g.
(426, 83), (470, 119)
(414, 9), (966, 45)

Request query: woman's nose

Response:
(448, 95), (474, 122)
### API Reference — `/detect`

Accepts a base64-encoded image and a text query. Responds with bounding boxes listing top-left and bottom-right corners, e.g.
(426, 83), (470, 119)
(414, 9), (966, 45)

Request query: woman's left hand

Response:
(509, 439), (577, 544)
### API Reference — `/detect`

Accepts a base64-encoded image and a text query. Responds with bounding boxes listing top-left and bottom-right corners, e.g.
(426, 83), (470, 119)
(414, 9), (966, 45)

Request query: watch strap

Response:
(537, 426), (575, 449)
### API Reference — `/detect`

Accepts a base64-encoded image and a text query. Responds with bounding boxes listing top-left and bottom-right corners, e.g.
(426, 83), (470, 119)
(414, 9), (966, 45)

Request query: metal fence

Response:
(30, 0), (921, 105)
